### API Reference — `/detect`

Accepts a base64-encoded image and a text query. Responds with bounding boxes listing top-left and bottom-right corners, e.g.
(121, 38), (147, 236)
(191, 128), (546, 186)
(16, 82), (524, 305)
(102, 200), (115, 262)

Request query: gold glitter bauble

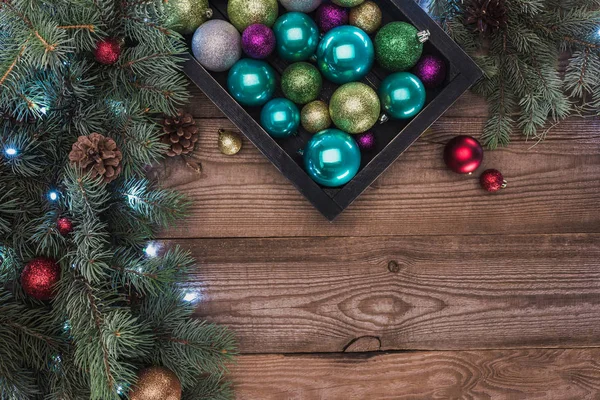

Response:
(164, 0), (213, 35)
(129, 367), (181, 400)
(349, 1), (382, 34)
(218, 129), (243, 155)
(301, 100), (331, 134)
(329, 82), (380, 134)
(227, 0), (279, 31)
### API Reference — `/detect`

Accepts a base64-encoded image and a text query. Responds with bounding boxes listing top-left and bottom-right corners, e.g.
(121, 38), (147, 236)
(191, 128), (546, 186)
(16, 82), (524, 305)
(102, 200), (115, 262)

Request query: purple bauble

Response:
(355, 131), (375, 151)
(242, 24), (276, 59)
(413, 54), (447, 89)
(316, 3), (349, 33)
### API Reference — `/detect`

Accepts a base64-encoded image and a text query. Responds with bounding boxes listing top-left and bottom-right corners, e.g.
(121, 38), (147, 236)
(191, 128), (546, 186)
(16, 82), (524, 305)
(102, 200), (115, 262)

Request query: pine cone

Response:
(69, 133), (123, 183)
(463, 0), (508, 35)
(160, 110), (199, 157)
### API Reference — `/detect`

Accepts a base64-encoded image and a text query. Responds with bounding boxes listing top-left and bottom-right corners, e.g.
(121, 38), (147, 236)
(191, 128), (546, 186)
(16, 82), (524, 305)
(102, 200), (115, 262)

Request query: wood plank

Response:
(167, 234), (600, 353)
(230, 349), (600, 399)
(155, 116), (600, 238)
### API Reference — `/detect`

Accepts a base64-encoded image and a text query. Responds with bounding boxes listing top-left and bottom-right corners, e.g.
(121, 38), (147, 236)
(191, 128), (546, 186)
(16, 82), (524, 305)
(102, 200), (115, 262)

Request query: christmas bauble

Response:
(227, 59), (276, 106)
(163, 0), (213, 35)
(192, 20), (241, 72)
(329, 82), (380, 134)
(227, 0), (278, 31)
(280, 0), (322, 13)
(94, 38), (121, 65)
(480, 169), (507, 192)
(375, 22), (428, 71)
(304, 129), (361, 187)
(129, 366), (182, 400)
(242, 24), (276, 59)
(57, 217), (73, 236)
(301, 100), (331, 134)
(316, 25), (374, 84)
(379, 72), (426, 120)
(444, 135), (484, 174)
(349, 1), (382, 34)
(260, 98), (300, 138)
(218, 129), (243, 155)
(355, 131), (375, 151)
(331, 0), (364, 8)
(413, 54), (447, 89)
(315, 3), (348, 33)
(281, 62), (322, 105)
(21, 257), (60, 301)
(273, 12), (319, 61)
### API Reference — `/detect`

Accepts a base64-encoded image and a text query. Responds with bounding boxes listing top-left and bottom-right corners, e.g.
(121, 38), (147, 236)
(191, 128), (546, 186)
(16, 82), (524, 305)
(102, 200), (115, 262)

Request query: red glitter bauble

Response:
(443, 135), (484, 174)
(21, 257), (60, 300)
(480, 169), (506, 192)
(94, 38), (121, 65)
(56, 217), (73, 236)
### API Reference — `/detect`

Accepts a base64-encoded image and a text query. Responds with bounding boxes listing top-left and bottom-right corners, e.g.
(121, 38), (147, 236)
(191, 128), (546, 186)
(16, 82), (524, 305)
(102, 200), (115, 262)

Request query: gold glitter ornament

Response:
(329, 82), (380, 134)
(227, 0), (279, 31)
(301, 100), (331, 134)
(163, 0), (213, 35)
(129, 366), (181, 400)
(218, 129), (243, 155)
(349, 1), (382, 34)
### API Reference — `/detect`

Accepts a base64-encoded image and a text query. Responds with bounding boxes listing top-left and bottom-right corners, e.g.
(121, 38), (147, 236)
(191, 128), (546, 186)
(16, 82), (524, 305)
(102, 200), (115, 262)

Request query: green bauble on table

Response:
(281, 62), (322, 105)
(304, 129), (361, 187)
(260, 98), (300, 138)
(227, 59), (276, 107)
(273, 12), (320, 61)
(379, 72), (426, 120)
(329, 82), (380, 134)
(163, 0), (213, 35)
(228, 0), (279, 31)
(375, 22), (429, 71)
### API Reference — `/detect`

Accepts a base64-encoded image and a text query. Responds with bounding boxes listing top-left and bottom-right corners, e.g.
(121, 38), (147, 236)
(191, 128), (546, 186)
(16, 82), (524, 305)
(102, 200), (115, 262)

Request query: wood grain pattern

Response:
(230, 349), (600, 399)
(155, 116), (600, 238)
(166, 234), (600, 353)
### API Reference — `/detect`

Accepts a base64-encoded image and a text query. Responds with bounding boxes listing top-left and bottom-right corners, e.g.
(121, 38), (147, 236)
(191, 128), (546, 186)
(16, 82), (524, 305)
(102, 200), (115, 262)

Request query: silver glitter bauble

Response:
(192, 20), (242, 72)
(280, 0), (322, 13)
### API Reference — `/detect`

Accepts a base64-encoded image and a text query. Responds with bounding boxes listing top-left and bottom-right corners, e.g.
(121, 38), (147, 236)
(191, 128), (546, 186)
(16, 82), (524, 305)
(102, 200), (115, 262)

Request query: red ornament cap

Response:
(443, 135), (484, 174)
(480, 169), (507, 192)
(94, 38), (121, 65)
(57, 217), (73, 236)
(21, 257), (60, 300)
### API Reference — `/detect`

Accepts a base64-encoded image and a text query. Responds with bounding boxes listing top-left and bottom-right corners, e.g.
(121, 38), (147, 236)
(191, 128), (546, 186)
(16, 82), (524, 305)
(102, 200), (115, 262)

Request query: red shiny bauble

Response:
(443, 135), (484, 174)
(21, 257), (60, 300)
(480, 169), (507, 192)
(56, 217), (73, 236)
(94, 38), (121, 65)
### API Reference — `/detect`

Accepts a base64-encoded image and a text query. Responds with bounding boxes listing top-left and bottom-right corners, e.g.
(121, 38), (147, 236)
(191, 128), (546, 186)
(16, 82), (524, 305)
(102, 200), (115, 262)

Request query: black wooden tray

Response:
(183, 0), (482, 220)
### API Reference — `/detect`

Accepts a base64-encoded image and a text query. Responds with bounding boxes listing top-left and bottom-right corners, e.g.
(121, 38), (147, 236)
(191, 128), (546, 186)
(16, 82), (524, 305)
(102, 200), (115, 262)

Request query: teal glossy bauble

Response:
(273, 12), (319, 61)
(303, 128), (361, 187)
(260, 98), (300, 138)
(316, 25), (374, 84)
(378, 72), (426, 119)
(227, 59), (276, 107)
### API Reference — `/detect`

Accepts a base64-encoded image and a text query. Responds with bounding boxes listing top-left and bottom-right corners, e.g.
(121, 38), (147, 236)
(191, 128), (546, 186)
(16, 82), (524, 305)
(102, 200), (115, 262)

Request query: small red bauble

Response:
(443, 135), (484, 174)
(56, 217), (73, 235)
(94, 38), (121, 65)
(21, 257), (60, 300)
(480, 169), (507, 192)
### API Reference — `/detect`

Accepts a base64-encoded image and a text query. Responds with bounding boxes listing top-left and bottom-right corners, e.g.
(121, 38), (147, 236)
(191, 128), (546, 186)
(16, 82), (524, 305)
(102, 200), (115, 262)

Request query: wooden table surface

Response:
(156, 86), (600, 399)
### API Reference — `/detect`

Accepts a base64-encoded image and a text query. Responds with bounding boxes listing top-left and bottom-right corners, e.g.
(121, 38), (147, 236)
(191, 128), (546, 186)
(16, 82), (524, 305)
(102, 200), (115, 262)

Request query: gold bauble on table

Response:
(129, 366), (182, 400)
(218, 129), (243, 155)
(163, 0), (213, 35)
(301, 100), (331, 134)
(329, 82), (380, 134)
(349, 1), (382, 34)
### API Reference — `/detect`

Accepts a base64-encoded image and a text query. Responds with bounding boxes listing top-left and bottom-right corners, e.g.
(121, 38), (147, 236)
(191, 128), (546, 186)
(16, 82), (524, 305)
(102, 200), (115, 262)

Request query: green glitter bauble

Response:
(301, 100), (331, 133)
(281, 62), (322, 105)
(329, 82), (380, 134)
(227, 0), (279, 31)
(375, 22), (424, 71)
(164, 0), (213, 35)
(331, 0), (364, 7)
(349, 1), (382, 34)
